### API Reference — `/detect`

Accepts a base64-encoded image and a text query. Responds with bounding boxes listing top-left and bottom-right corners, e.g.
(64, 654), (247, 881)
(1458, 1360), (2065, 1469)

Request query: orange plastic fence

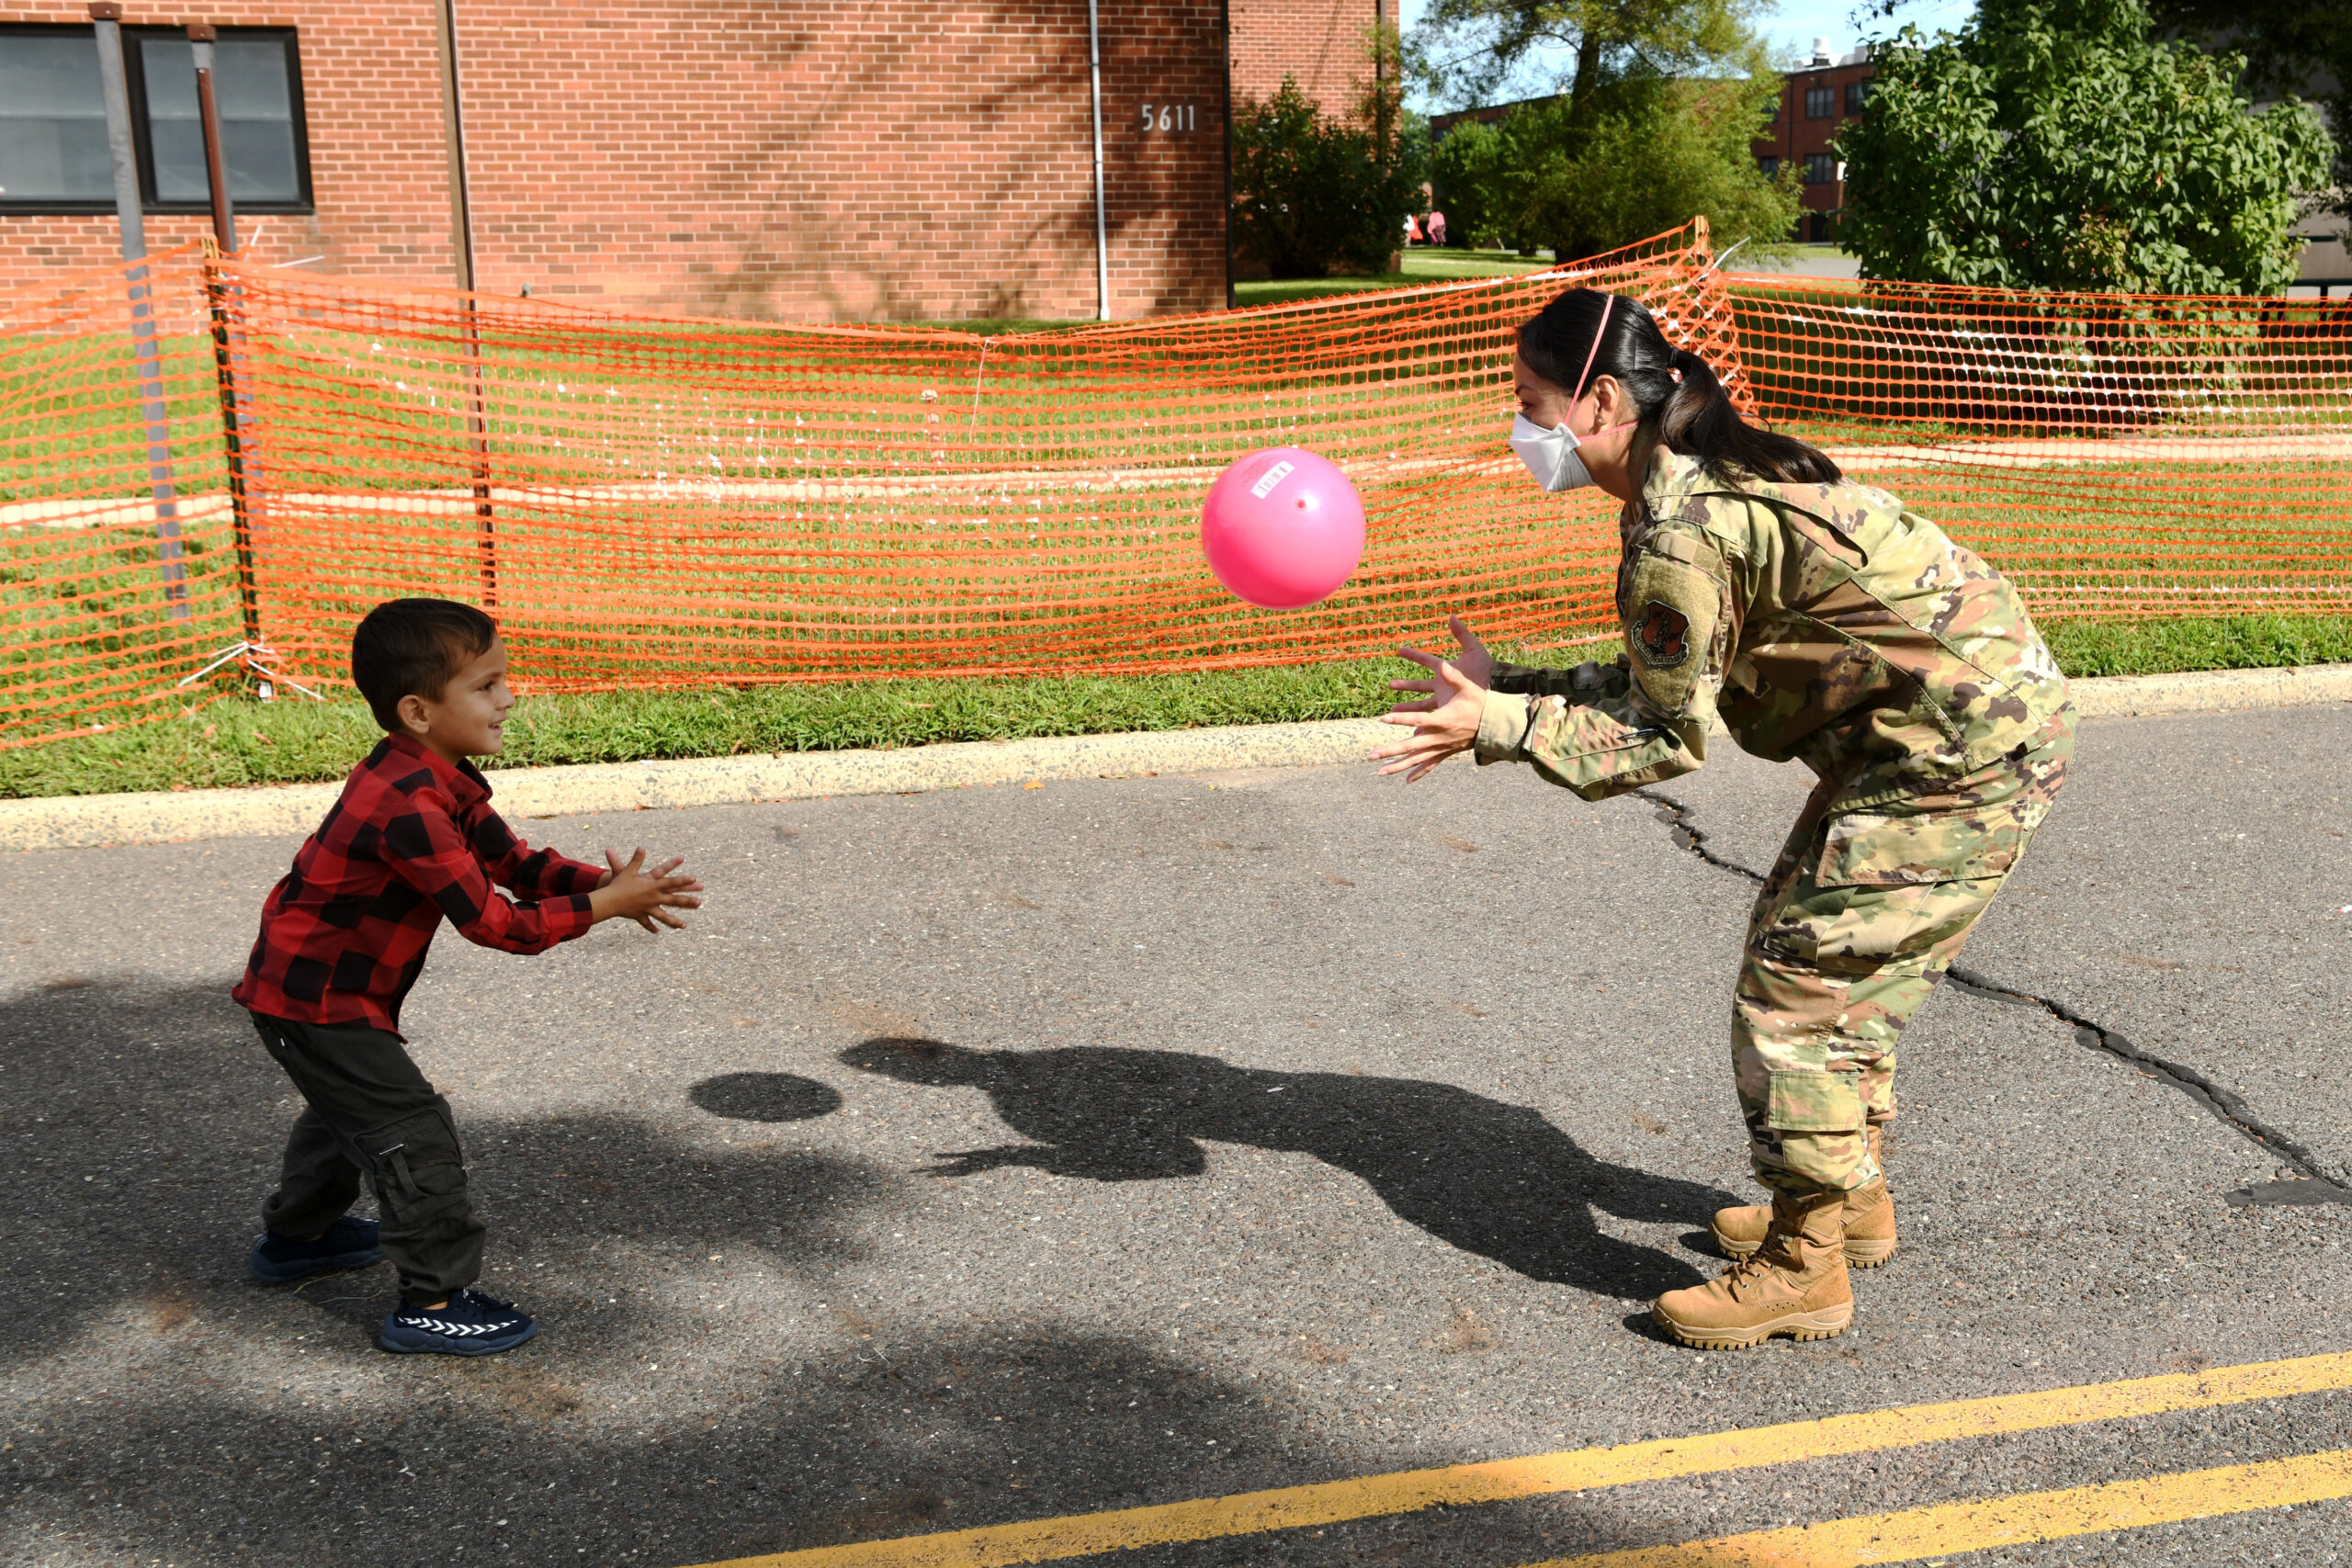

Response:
(1727, 273), (2352, 623)
(4, 221), (2349, 746)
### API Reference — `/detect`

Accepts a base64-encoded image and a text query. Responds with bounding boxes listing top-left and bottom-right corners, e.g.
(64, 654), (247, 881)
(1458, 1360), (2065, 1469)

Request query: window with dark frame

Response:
(0, 24), (311, 214)
(1758, 155), (1780, 179)
(1803, 152), (1837, 185)
(1804, 84), (1834, 119)
(1846, 79), (1870, 114)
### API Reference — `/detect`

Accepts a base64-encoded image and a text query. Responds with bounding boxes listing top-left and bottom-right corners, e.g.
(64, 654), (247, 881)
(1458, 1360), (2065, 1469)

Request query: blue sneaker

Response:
(247, 1216), (383, 1283)
(378, 1290), (538, 1357)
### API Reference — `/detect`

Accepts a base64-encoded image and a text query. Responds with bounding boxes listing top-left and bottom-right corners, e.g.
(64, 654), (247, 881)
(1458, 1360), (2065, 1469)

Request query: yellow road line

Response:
(1532, 1447), (2352, 1567)
(696, 1349), (2352, 1568)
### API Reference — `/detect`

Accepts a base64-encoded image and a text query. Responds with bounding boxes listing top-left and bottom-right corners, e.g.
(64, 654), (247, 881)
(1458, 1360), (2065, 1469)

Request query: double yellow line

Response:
(694, 1349), (2352, 1568)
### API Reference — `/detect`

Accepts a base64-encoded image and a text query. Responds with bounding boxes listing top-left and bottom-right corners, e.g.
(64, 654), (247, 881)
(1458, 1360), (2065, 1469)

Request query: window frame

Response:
(1803, 152), (1837, 186)
(0, 22), (313, 216)
(1803, 84), (1834, 120)
(1758, 154), (1780, 179)
(1845, 78), (1870, 115)
(0, 23), (117, 213)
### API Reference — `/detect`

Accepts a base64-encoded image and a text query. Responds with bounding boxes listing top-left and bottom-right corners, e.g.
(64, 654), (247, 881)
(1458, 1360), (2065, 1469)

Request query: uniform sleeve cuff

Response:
(1473, 689), (1532, 763)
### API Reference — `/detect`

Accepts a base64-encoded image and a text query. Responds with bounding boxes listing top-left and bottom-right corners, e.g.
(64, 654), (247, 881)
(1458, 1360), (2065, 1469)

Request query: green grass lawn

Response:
(1231, 247), (1560, 308)
(5, 614), (2346, 801)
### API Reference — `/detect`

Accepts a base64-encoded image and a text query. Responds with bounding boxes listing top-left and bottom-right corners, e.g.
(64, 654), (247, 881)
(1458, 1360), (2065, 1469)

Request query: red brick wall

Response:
(2, 0), (1370, 318)
(0, 3), (458, 285)
(1230, 0), (1385, 110)
(1752, 56), (1874, 241)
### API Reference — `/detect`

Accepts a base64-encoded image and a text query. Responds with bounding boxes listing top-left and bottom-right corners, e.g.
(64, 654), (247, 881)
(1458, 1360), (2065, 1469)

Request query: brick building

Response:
(1753, 39), (1872, 243)
(0, 0), (1389, 319)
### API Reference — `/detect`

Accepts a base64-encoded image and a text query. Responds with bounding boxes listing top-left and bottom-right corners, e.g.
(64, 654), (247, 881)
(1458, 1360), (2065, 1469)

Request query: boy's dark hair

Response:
(351, 598), (499, 732)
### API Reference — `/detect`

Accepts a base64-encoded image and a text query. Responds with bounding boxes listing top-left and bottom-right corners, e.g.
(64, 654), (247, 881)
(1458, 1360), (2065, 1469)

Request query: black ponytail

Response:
(1515, 288), (1840, 488)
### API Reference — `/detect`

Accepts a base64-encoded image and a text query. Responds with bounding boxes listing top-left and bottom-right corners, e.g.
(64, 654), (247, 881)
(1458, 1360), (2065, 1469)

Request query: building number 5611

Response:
(1138, 104), (1196, 132)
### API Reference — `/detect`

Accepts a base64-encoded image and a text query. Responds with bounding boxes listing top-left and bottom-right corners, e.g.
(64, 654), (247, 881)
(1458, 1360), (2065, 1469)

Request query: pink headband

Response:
(1570, 293), (1615, 403)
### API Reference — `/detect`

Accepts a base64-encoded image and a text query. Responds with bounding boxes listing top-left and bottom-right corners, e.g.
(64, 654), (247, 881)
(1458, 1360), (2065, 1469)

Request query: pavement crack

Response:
(1943, 965), (2352, 1199)
(1639, 790), (1764, 884)
(1636, 786), (2352, 1203)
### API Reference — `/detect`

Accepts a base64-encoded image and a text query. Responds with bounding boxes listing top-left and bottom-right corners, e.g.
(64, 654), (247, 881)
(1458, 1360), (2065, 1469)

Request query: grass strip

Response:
(6, 615), (2347, 802)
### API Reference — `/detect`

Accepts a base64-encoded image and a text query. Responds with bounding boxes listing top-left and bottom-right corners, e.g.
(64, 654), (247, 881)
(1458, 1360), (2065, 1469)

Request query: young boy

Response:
(233, 598), (701, 1356)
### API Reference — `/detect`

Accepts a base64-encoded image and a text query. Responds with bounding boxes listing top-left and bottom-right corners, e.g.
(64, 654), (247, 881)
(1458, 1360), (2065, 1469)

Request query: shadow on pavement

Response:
(843, 1036), (1735, 1300)
(0, 980), (880, 1369)
(6, 980), (1476, 1565)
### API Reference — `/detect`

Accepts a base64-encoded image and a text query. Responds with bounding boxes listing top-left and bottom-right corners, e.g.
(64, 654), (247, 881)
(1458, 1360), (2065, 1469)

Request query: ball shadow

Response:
(689, 1071), (844, 1122)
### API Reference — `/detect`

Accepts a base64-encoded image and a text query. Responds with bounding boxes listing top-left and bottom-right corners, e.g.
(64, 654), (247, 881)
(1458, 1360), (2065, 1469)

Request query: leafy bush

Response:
(1430, 74), (1799, 261)
(1230, 66), (1426, 280)
(1838, 0), (2335, 292)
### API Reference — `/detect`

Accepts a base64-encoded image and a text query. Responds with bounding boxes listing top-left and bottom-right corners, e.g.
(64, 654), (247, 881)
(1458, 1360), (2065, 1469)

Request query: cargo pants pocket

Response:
(1767, 1068), (1866, 1134)
(356, 1100), (469, 1218)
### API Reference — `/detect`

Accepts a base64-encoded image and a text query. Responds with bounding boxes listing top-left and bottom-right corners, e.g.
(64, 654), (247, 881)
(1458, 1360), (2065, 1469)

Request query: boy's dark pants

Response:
(250, 1012), (485, 1306)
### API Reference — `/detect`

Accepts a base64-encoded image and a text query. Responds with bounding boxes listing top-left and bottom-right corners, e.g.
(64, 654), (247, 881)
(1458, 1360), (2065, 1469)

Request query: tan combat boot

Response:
(1711, 1126), (1897, 1269)
(1654, 1187), (1853, 1350)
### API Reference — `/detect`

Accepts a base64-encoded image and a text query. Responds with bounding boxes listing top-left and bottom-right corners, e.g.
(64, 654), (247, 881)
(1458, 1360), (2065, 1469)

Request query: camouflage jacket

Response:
(1473, 441), (2072, 807)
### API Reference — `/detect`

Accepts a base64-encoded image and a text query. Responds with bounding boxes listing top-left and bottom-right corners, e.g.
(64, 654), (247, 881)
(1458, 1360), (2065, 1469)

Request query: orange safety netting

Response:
(1726, 273), (2352, 622)
(4, 220), (2349, 747)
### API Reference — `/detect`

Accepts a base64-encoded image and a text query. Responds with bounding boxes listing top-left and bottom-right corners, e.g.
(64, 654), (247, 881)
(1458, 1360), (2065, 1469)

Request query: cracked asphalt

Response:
(3, 705), (2348, 1566)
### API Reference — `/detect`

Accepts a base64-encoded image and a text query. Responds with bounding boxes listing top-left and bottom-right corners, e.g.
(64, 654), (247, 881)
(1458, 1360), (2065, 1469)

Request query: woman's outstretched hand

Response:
(1389, 615), (1494, 697)
(1373, 617), (1496, 782)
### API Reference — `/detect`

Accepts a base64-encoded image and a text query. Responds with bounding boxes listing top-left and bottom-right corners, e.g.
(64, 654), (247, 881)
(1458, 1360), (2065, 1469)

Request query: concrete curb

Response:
(5, 663), (2347, 853)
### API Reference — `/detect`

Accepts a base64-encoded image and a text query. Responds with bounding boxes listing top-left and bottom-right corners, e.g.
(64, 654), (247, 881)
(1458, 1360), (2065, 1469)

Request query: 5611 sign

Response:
(1137, 103), (1198, 133)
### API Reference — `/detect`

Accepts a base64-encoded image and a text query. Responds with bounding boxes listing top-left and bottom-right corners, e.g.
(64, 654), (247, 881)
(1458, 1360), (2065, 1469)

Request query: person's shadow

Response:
(842, 1037), (1735, 1300)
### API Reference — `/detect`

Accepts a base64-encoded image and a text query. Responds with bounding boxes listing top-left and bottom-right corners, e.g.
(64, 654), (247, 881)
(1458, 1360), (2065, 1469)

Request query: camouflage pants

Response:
(1734, 713), (2075, 1194)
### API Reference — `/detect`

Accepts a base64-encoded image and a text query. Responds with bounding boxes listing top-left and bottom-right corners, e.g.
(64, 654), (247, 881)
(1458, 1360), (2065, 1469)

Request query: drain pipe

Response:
(1087, 0), (1109, 321)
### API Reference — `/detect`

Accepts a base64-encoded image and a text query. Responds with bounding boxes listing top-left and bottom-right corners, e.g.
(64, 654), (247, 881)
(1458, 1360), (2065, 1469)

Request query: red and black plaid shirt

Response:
(233, 733), (603, 1034)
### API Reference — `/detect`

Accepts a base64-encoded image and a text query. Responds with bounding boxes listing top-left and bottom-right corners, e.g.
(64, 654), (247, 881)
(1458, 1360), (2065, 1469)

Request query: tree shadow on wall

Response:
(699, 0), (1222, 321)
(840, 1036), (1735, 1300)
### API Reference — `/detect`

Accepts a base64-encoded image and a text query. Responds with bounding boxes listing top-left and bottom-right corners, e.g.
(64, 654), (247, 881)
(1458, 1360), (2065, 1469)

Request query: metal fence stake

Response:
(187, 24), (237, 253)
(91, 1), (188, 620)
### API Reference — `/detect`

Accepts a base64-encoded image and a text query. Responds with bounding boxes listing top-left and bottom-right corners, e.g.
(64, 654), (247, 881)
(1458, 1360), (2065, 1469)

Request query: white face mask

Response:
(1511, 291), (1632, 492)
(1510, 412), (1630, 493)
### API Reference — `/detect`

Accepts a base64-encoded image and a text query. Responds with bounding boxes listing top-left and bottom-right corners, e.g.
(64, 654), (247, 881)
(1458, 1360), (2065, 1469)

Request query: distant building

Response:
(1755, 39), (1872, 244)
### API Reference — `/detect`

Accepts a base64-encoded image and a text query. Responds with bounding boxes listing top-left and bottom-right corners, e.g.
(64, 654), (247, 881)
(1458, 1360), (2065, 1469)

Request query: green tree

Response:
(1412, 0), (1796, 265)
(1521, 74), (1799, 260)
(1429, 116), (1519, 248)
(1229, 33), (1427, 279)
(1411, 0), (1766, 118)
(1433, 75), (1799, 258)
(1838, 0), (2335, 291)
(2145, 0), (2352, 236)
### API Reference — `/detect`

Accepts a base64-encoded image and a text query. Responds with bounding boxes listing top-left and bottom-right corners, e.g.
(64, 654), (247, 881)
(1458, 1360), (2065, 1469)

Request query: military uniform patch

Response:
(1636, 601), (1691, 666)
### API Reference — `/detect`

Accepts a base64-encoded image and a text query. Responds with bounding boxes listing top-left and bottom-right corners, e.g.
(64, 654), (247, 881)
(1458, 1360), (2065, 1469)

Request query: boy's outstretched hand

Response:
(590, 848), (704, 932)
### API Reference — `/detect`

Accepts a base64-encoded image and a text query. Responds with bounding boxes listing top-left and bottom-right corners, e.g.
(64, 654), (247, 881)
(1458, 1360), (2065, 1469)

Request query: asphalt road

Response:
(3, 707), (2348, 1567)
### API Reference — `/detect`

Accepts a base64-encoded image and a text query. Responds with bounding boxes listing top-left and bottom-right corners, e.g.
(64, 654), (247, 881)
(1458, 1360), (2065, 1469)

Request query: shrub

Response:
(1838, 0), (2335, 292)
(1430, 74), (1799, 261)
(1230, 71), (1426, 279)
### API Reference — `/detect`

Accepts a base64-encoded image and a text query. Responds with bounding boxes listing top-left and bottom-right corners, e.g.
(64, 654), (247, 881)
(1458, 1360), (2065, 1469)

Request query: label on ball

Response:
(1249, 459), (1295, 500)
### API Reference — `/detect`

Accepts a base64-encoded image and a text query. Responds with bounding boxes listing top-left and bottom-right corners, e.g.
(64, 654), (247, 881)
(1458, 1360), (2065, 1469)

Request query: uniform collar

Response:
(379, 731), (492, 807)
(1639, 442), (1714, 511)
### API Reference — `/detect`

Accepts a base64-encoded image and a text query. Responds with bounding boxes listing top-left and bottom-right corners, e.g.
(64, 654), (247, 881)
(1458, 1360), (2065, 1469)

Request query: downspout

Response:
(1221, 0), (1233, 309)
(1087, 0), (1109, 321)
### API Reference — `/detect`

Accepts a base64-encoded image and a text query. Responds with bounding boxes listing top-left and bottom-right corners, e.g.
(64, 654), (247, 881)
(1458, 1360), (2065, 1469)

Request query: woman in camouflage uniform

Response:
(1374, 288), (2075, 1350)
